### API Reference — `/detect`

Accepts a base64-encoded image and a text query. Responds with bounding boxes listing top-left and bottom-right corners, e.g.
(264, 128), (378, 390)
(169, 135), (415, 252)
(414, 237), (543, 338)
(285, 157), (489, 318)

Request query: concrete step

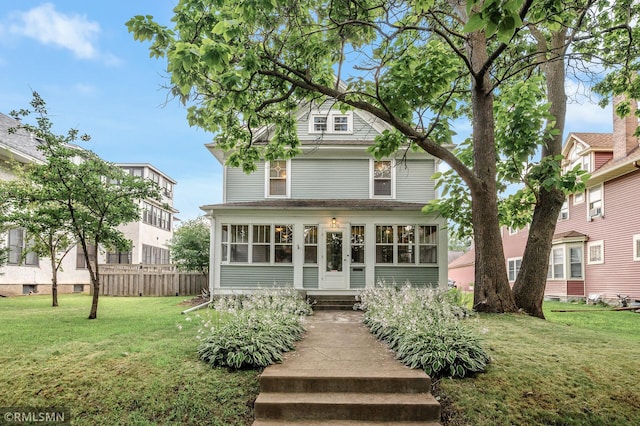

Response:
(254, 392), (441, 422)
(259, 372), (432, 394)
(311, 296), (358, 311)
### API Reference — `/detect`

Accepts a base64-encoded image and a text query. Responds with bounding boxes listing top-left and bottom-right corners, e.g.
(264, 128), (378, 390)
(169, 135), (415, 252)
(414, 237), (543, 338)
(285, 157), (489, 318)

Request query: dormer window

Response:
(266, 159), (290, 198)
(309, 111), (353, 134)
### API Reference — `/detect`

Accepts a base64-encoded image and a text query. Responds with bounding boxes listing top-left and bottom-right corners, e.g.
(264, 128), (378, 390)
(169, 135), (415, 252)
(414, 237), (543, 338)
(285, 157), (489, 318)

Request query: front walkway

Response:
(253, 311), (441, 425)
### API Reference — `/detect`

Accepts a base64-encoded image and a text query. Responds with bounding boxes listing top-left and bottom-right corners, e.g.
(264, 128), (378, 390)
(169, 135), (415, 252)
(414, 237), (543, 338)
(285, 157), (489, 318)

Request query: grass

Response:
(0, 294), (259, 425)
(2, 295), (639, 426)
(435, 301), (640, 425)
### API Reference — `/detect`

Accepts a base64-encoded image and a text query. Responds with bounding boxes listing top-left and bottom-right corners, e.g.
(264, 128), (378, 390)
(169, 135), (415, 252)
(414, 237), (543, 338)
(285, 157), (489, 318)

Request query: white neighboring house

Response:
(201, 104), (449, 296)
(0, 113), (178, 296)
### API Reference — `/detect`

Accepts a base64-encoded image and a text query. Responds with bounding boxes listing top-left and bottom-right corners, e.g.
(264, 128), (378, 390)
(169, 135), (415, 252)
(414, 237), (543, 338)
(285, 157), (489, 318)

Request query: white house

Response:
(0, 113), (178, 296)
(201, 105), (448, 295)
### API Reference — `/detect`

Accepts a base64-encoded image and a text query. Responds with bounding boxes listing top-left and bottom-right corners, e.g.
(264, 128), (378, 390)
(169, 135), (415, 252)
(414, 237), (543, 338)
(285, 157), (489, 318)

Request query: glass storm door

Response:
(321, 227), (348, 289)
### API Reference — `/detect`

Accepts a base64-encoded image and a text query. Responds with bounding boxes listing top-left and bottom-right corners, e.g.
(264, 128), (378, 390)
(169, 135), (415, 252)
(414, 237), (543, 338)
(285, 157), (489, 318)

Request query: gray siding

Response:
(350, 266), (366, 289)
(291, 159), (369, 199)
(396, 159), (436, 203)
(303, 267), (319, 289)
(297, 111), (381, 142)
(225, 163), (265, 202)
(220, 265), (294, 288)
(375, 266), (440, 288)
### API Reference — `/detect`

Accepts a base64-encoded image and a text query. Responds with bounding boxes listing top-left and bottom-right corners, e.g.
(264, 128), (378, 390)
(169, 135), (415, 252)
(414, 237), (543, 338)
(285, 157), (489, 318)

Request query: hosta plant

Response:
(357, 283), (490, 378)
(195, 287), (310, 369)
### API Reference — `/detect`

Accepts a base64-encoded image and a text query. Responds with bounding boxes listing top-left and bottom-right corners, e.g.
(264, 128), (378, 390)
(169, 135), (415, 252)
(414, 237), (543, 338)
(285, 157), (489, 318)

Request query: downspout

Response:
(181, 213), (216, 314)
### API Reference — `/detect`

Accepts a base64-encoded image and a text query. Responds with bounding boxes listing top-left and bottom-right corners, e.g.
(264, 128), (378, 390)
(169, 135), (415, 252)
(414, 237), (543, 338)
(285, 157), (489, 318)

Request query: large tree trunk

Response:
(468, 30), (517, 313)
(512, 30), (568, 318)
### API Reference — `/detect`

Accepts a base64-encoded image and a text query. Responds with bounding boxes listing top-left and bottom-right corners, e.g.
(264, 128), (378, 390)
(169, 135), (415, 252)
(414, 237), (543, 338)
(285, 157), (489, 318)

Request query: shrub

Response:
(195, 288), (310, 369)
(357, 283), (489, 378)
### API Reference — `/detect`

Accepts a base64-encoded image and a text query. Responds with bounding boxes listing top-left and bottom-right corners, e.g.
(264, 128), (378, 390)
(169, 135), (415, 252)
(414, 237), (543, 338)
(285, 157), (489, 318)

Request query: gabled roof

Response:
(447, 249), (475, 269)
(201, 198), (426, 212)
(552, 230), (588, 244)
(570, 133), (613, 150)
(0, 113), (46, 163)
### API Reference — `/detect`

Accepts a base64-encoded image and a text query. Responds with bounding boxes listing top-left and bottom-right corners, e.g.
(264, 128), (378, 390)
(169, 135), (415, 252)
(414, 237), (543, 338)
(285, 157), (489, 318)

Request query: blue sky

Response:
(0, 1), (615, 222)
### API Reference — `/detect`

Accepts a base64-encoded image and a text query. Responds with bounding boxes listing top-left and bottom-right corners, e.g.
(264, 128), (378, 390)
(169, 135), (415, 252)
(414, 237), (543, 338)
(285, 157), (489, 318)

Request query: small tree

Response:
(167, 217), (210, 278)
(9, 92), (162, 319)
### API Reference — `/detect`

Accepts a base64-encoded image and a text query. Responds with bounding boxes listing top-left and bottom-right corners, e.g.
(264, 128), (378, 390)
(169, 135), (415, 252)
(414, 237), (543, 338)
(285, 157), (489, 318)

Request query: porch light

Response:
(331, 217), (337, 228)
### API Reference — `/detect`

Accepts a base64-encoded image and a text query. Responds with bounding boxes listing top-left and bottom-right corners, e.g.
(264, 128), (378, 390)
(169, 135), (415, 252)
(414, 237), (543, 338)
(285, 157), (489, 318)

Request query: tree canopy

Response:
(3, 92), (162, 318)
(127, 0), (639, 317)
(167, 216), (210, 276)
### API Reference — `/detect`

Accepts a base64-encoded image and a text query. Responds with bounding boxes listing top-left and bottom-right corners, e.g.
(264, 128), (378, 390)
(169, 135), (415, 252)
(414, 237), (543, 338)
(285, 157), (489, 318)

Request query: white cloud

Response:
(9, 3), (100, 59)
(73, 83), (97, 95)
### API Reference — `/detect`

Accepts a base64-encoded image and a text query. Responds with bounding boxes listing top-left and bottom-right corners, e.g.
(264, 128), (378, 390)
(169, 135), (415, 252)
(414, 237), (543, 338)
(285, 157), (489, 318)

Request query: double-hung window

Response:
(304, 225), (318, 264)
(309, 111), (352, 133)
(508, 258), (522, 281)
(547, 247), (564, 279)
(559, 200), (569, 221)
(252, 225), (271, 263)
(569, 246), (583, 279)
(266, 160), (289, 197)
(587, 240), (604, 265)
(372, 160), (393, 197)
(588, 185), (603, 218)
(7, 229), (38, 266)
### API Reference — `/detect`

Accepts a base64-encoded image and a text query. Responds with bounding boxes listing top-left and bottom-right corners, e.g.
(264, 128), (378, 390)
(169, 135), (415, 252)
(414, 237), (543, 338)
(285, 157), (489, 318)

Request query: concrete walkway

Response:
(253, 311), (441, 425)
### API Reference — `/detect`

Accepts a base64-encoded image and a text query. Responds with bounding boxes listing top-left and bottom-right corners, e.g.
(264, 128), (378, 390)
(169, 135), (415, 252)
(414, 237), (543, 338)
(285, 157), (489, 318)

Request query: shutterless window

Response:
(274, 225), (293, 263)
(252, 225), (271, 263)
(634, 234), (640, 262)
(559, 200), (568, 221)
(398, 225), (415, 264)
(587, 240), (604, 264)
(7, 228), (23, 265)
(588, 186), (602, 217)
(419, 226), (438, 264)
(508, 258), (522, 281)
(373, 161), (392, 196)
(313, 116), (328, 132)
(547, 248), (564, 279)
(350, 225), (365, 264)
(333, 115), (349, 132)
(304, 225), (318, 264)
(569, 246), (583, 279)
(269, 160), (287, 197)
(230, 225), (249, 262)
(375, 226), (394, 263)
(76, 243), (96, 269)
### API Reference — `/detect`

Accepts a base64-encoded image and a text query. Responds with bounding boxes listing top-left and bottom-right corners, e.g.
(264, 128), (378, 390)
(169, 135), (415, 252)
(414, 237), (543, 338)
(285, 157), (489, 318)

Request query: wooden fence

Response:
(96, 264), (208, 296)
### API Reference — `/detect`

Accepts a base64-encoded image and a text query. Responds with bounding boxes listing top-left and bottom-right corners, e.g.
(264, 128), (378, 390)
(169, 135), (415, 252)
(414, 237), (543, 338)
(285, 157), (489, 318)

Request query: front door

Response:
(320, 226), (348, 289)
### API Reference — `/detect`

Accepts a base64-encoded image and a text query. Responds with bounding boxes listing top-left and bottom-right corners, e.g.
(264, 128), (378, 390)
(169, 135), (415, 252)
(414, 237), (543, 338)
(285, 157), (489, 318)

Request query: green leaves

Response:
(463, 0), (525, 43)
(167, 217), (210, 275)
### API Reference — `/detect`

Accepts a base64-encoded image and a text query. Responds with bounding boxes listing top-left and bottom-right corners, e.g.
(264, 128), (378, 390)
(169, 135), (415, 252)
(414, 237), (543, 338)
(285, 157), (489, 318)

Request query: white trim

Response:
(547, 246), (565, 280)
(587, 184), (603, 220)
(573, 191), (584, 205)
(507, 257), (522, 282)
(308, 111), (354, 134)
(587, 240), (604, 265)
(633, 234), (640, 262)
(264, 159), (291, 198)
(369, 159), (396, 199)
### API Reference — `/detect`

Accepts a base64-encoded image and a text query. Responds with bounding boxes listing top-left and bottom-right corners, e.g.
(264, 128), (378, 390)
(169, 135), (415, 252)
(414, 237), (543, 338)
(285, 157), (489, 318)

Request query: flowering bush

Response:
(195, 288), (311, 369)
(357, 283), (490, 378)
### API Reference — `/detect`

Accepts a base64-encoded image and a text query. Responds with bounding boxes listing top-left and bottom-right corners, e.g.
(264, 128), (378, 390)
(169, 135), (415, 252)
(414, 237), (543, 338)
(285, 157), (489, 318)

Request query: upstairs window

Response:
(588, 185), (603, 218)
(574, 191), (584, 205)
(559, 200), (569, 221)
(372, 160), (393, 197)
(266, 160), (289, 198)
(309, 111), (353, 134)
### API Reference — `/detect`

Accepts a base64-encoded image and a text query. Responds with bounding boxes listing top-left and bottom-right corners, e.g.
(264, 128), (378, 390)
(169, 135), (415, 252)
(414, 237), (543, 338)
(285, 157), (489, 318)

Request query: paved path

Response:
(253, 310), (441, 425)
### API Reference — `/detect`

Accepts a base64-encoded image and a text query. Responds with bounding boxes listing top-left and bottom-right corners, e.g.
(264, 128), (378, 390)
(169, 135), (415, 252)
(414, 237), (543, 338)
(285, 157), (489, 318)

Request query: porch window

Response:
(418, 226), (438, 264)
(634, 234), (640, 262)
(267, 160), (288, 197)
(221, 225), (228, 262)
(375, 225), (438, 265)
(372, 160), (393, 197)
(252, 225), (271, 263)
(304, 225), (318, 264)
(569, 246), (583, 279)
(274, 225), (293, 263)
(230, 225), (249, 263)
(587, 240), (604, 265)
(350, 225), (365, 264)
(588, 185), (602, 218)
(375, 225), (394, 263)
(547, 247), (564, 279)
(398, 225), (415, 264)
(508, 258), (522, 281)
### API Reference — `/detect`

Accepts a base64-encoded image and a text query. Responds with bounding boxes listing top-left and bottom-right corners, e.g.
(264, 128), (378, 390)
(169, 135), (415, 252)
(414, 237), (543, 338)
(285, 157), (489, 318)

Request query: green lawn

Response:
(435, 301), (640, 425)
(0, 295), (258, 426)
(2, 295), (638, 426)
